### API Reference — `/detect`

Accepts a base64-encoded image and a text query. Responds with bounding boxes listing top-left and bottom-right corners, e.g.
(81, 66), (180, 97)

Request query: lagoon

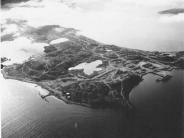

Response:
(69, 60), (102, 75)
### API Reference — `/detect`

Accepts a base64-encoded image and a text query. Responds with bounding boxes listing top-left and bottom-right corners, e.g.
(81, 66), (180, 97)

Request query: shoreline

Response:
(1, 68), (179, 108)
(1, 69), (91, 108)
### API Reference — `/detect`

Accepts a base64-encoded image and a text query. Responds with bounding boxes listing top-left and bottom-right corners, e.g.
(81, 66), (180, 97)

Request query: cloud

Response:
(1, 37), (48, 65)
(1, 24), (18, 35)
(159, 13), (184, 23)
(1, 0), (184, 51)
(159, 8), (184, 15)
(2, 0), (183, 27)
(72, 0), (184, 11)
(1, 0), (30, 6)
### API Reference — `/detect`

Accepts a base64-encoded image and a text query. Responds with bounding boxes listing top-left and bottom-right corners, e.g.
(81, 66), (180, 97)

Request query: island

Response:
(2, 25), (184, 108)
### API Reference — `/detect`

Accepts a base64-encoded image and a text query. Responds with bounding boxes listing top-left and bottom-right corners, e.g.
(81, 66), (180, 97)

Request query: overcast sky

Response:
(1, 0), (184, 51)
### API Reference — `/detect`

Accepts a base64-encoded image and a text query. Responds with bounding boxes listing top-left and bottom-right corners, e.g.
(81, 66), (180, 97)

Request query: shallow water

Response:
(1, 70), (183, 138)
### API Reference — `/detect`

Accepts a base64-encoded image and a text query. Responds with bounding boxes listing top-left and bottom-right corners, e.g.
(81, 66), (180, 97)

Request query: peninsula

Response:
(2, 26), (184, 108)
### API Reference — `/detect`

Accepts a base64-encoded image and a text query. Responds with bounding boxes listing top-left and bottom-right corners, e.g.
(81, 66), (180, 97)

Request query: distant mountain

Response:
(159, 8), (184, 15)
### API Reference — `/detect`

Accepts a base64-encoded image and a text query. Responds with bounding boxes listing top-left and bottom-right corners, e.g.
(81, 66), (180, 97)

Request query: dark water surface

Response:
(130, 70), (183, 138)
(1, 70), (183, 138)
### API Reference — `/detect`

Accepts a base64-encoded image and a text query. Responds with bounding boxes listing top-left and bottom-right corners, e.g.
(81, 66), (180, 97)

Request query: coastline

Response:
(1, 67), (178, 109)
(1, 69), (91, 108)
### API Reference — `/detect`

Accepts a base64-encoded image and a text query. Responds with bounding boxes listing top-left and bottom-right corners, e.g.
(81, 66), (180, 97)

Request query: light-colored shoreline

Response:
(1, 69), (91, 108)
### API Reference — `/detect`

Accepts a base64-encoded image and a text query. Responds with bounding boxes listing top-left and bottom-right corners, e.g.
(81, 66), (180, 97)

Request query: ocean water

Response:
(1, 70), (183, 138)
(130, 70), (183, 138)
